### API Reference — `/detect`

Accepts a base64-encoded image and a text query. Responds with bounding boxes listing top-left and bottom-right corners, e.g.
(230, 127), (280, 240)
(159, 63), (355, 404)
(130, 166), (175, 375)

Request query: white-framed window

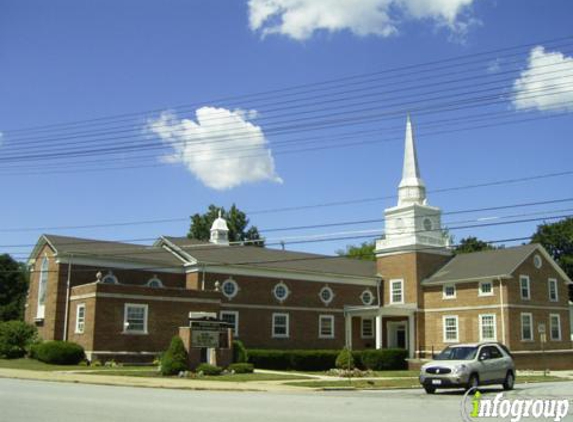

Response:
(360, 289), (374, 305)
(390, 279), (404, 304)
(319, 286), (334, 305)
(102, 271), (119, 285)
(548, 278), (558, 302)
(479, 314), (497, 342)
(221, 278), (239, 299)
(361, 318), (374, 339)
(220, 310), (239, 337)
(272, 313), (289, 338)
(549, 314), (562, 341)
(443, 284), (456, 299)
(520, 275), (531, 300)
(75, 303), (86, 334)
(146, 276), (163, 288)
(520, 313), (533, 341)
(478, 280), (493, 297)
(319, 315), (335, 339)
(123, 303), (148, 334)
(272, 282), (290, 302)
(36, 256), (49, 319)
(443, 315), (459, 343)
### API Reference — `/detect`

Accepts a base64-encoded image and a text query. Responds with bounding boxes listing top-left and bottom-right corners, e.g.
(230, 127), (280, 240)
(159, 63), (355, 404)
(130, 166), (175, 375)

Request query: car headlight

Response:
(453, 364), (468, 375)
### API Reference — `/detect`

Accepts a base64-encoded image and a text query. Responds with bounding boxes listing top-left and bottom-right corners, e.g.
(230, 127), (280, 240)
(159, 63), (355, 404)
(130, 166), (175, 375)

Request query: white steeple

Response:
(375, 115), (450, 256)
(398, 114), (426, 207)
(210, 210), (230, 245)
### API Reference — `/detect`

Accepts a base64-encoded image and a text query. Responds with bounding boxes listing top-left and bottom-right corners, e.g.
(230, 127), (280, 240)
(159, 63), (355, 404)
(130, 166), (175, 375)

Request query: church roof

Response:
(423, 243), (549, 285)
(159, 236), (378, 279)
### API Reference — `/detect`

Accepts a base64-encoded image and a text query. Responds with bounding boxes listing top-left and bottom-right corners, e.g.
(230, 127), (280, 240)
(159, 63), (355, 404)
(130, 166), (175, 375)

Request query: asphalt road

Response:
(1, 378), (572, 422)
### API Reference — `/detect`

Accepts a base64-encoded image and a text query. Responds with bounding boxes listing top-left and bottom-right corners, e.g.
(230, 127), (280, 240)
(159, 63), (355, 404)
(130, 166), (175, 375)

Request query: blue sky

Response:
(1, 0), (572, 261)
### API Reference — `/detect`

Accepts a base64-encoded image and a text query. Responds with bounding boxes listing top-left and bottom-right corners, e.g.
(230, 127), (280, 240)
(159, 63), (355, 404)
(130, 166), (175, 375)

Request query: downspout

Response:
(498, 276), (506, 345)
(62, 255), (73, 341)
(376, 278), (382, 306)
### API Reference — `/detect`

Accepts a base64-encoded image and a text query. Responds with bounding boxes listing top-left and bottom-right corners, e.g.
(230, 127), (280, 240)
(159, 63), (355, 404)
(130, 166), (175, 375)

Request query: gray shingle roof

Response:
(161, 236), (378, 279)
(423, 244), (540, 284)
(41, 234), (183, 267)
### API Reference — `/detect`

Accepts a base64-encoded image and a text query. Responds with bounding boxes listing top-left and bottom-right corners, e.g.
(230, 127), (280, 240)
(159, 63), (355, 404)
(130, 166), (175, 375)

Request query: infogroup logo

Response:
(461, 389), (570, 422)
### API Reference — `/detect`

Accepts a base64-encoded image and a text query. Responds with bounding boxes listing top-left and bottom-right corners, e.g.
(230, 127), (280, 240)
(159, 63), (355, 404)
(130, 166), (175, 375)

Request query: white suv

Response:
(419, 342), (516, 394)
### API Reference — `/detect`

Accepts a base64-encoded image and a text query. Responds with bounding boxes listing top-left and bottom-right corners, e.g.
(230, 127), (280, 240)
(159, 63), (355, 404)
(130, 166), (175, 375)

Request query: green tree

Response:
(188, 204), (264, 247)
(0, 254), (29, 321)
(336, 241), (376, 261)
(531, 217), (573, 301)
(454, 236), (497, 254)
(160, 336), (189, 376)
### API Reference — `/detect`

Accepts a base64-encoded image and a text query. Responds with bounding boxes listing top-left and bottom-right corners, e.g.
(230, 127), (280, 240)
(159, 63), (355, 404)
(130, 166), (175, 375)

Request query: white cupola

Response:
(210, 210), (230, 245)
(376, 115), (450, 256)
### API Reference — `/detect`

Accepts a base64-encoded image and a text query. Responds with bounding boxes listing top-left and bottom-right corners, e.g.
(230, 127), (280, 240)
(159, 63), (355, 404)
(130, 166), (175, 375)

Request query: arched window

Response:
(101, 271), (119, 285)
(36, 257), (49, 319)
(146, 276), (163, 288)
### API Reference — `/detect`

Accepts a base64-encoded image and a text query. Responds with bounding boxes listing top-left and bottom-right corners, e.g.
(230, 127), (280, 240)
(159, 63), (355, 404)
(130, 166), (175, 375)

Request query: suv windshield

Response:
(435, 346), (478, 361)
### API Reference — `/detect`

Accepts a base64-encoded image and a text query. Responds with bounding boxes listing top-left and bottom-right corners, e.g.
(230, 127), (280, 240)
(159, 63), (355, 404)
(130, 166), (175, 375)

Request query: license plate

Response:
(431, 379), (442, 385)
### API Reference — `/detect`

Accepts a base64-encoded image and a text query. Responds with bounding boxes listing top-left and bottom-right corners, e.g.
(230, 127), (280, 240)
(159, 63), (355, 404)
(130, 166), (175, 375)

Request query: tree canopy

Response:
(0, 254), (28, 322)
(336, 241), (376, 261)
(188, 204), (264, 247)
(454, 236), (497, 254)
(531, 217), (573, 301)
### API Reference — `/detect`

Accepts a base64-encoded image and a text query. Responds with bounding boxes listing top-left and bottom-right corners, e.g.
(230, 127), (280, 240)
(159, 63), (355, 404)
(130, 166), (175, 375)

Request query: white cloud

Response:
(512, 46), (573, 112)
(248, 0), (479, 41)
(146, 107), (282, 190)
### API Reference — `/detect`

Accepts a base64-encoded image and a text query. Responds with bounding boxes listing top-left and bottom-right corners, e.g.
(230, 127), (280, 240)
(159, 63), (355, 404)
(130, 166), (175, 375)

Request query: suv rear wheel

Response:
(503, 371), (515, 391)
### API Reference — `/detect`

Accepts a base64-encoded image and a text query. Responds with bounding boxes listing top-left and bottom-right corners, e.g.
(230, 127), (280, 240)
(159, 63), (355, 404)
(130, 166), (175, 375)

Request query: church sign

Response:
(189, 319), (232, 348)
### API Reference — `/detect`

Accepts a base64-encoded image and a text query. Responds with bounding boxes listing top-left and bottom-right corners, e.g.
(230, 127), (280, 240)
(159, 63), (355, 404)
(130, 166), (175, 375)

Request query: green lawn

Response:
(295, 370), (418, 378)
(0, 358), (151, 372)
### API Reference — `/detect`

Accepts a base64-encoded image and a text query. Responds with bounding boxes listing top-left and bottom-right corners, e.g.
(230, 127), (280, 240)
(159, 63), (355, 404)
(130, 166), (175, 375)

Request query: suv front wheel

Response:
(466, 374), (479, 391)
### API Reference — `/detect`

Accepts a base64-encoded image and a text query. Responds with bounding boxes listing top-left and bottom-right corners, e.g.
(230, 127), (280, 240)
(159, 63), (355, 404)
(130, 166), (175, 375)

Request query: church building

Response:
(24, 117), (572, 370)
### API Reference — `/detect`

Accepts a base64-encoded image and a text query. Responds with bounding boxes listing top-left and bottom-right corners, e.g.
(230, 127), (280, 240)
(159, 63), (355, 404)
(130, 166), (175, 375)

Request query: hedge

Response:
(248, 348), (408, 371)
(34, 341), (85, 365)
(232, 340), (248, 363)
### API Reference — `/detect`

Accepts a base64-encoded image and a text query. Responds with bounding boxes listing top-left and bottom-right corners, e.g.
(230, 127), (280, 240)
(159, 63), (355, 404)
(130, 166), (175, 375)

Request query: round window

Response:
(423, 217), (433, 232)
(221, 278), (239, 299)
(533, 254), (542, 269)
(273, 282), (290, 302)
(319, 286), (334, 304)
(361, 290), (374, 305)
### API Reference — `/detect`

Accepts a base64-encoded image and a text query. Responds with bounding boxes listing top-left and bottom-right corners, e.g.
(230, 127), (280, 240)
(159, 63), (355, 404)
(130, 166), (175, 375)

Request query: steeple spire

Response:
(398, 114), (426, 206)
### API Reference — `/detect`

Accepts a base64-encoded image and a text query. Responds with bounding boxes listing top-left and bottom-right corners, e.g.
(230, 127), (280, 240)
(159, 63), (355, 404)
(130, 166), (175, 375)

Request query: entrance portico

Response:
(344, 304), (417, 358)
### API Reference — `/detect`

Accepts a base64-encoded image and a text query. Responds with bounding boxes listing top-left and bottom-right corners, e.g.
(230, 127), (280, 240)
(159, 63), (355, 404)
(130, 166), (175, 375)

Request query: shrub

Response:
(35, 341), (85, 365)
(357, 349), (408, 371)
(335, 348), (355, 370)
(196, 363), (223, 376)
(0, 321), (37, 359)
(160, 336), (188, 376)
(248, 349), (338, 371)
(232, 340), (248, 363)
(228, 362), (254, 373)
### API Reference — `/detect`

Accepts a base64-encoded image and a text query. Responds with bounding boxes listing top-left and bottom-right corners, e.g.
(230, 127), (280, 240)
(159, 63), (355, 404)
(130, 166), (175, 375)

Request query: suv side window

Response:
(489, 346), (502, 359)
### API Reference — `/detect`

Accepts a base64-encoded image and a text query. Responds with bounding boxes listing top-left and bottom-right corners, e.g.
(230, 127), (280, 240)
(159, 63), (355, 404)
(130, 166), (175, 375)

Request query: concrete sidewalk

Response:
(0, 368), (306, 392)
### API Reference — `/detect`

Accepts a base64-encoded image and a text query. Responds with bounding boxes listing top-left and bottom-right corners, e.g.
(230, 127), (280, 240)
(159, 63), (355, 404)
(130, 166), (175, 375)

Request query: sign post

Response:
(538, 323), (547, 377)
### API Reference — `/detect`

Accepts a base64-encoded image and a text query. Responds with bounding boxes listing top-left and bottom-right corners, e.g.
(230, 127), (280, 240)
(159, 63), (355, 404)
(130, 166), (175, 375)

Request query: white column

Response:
(375, 315), (383, 349)
(345, 315), (353, 349)
(408, 313), (415, 359)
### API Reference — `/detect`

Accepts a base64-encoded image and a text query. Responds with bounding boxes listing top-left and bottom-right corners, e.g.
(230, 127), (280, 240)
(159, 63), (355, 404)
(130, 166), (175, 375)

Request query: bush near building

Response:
(0, 320), (37, 359)
(248, 348), (408, 371)
(34, 341), (85, 365)
(335, 348), (355, 370)
(160, 336), (188, 376)
(196, 363), (223, 376)
(228, 362), (254, 373)
(232, 340), (248, 363)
